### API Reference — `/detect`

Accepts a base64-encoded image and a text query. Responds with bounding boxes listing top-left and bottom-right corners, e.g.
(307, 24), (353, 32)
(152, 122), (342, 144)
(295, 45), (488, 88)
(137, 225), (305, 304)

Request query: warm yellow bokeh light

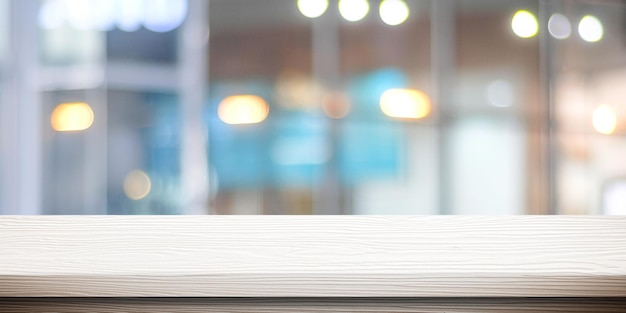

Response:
(275, 71), (323, 110)
(50, 102), (94, 132)
(511, 10), (538, 38)
(218, 95), (269, 125)
(592, 105), (617, 135)
(297, 0), (329, 18)
(578, 15), (603, 43)
(123, 170), (152, 201)
(379, 0), (409, 26)
(380, 88), (431, 120)
(338, 0), (370, 22)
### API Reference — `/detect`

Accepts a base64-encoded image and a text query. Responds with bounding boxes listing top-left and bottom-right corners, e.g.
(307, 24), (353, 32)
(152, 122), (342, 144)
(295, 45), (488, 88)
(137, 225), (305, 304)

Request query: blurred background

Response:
(0, 0), (625, 215)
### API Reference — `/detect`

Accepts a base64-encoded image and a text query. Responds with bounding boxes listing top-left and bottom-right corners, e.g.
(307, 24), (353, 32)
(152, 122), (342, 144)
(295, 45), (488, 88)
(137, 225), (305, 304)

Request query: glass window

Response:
(37, 0), (188, 214)
(552, 1), (626, 215)
(2, 0), (626, 215)
(209, 0), (317, 214)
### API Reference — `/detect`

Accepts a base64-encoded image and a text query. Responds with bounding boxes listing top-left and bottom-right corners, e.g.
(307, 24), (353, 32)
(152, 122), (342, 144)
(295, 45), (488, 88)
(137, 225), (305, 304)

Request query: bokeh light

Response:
(123, 170), (152, 200)
(548, 13), (571, 39)
(578, 15), (603, 43)
(297, 0), (329, 18)
(338, 0), (370, 22)
(64, 0), (98, 31)
(511, 10), (538, 38)
(379, 0), (409, 26)
(38, 0), (187, 32)
(486, 80), (514, 108)
(50, 102), (95, 132)
(143, 0), (188, 32)
(275, 71), (323, 110)
(322, 92), (351, 119)
(58, 0), (117, 31)
(218, 95), (270, 125)
(592, 105), (617, 135)
(116, 0), (144, 31)
(39, 0), (68, 29)
(380, 88), (431, 119)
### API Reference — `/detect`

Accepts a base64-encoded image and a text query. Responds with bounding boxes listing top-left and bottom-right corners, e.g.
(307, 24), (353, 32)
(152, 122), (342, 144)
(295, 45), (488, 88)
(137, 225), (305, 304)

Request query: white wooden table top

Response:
(1, 216), (625, 297)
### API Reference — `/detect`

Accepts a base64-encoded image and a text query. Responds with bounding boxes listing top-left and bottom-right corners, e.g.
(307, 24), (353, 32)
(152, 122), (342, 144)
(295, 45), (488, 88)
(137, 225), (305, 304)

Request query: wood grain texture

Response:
(1, 216), (625, 297)
(2, 298), (626, 313)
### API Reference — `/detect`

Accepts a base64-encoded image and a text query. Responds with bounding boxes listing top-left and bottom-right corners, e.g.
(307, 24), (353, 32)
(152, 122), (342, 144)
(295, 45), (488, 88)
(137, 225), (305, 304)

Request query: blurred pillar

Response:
(312, 0), (346, 215)
(178, 0), (210, 214)
(539, 0), (557, 214)
(83, 88), (109, 214)
(431, 0), (456, 215)
(0, 0), (41, 214)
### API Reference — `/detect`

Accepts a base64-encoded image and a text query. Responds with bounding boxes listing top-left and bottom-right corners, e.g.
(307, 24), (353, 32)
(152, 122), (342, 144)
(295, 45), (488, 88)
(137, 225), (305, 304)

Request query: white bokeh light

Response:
(64, 0), (98, 31)
(39, 0), (65, 30)
(592, 104), (617, 135)
(578, 15), (603, 42)
(91, 0), (117, 31)
(380, 89), (431, 119)
(144, 0), (188, 32)
(38, 0), (187, 32)
(485, 80), (514, 108)
(116, 0), (144, 32)
(297, 0), (329, 18)
(379, 0), (409, 26)
(338, 0), (370, 22)
(511, 10), (538, 38)
(548, 13), (571, 39)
